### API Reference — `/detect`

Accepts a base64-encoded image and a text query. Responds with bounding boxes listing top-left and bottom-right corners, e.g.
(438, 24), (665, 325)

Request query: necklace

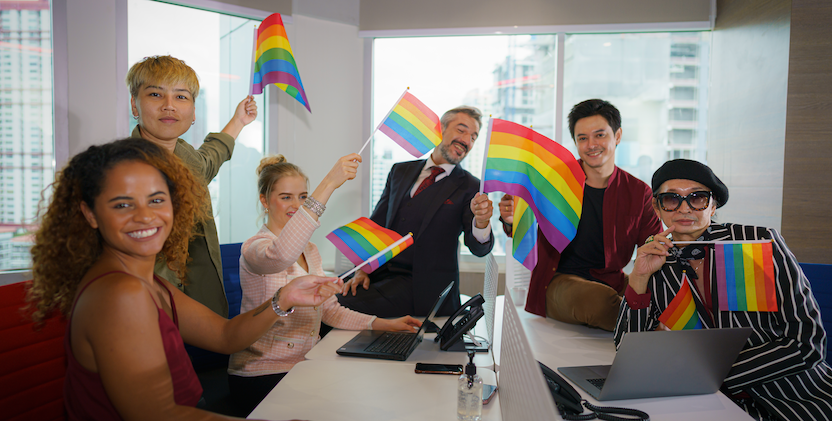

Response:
(692, 259), (704, 272)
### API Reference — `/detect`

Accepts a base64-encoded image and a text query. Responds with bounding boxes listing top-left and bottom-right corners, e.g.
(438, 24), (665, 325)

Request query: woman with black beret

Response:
(615, 159), (832, 421)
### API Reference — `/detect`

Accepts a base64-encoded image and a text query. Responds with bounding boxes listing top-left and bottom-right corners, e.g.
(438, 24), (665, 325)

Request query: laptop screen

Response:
(415, 281), (454, 338)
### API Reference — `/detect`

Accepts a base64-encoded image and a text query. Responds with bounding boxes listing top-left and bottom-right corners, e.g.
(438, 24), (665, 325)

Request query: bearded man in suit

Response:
(338, 106), (495, 317)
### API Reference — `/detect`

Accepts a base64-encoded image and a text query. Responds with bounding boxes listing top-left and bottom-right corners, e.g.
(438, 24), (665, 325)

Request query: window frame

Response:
(360, 21), (714, 266)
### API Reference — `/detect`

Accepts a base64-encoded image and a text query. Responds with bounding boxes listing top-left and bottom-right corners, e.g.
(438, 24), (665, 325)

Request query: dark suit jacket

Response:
(370, 160), (494, 316)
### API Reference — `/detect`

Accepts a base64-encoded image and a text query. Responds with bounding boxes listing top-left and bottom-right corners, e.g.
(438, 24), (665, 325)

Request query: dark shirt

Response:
(557, 186), (605, 283)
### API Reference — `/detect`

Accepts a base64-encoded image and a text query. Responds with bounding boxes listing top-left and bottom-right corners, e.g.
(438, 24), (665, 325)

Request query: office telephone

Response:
(538, 361), (649, 421)
(435, 294), (485, 351)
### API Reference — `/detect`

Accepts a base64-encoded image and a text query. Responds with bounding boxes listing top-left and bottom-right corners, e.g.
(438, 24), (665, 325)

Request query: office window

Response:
(372, 35), (557, 257)
(372, 31), (710, 257)
(0, 1), (53, 271)
(128, 0), (267, 244)
(562, 32), (710, 184)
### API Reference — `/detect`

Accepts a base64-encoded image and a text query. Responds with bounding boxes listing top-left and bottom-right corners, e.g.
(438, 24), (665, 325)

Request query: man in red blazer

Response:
(500, 99), (661, 331)
(339, 106), (495, 317)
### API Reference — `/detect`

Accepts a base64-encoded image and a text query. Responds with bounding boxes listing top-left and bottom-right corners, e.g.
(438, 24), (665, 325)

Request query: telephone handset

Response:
(538, 361), (650, 421)
(435, 294), (485, 351)
(538, 361), (583, 415)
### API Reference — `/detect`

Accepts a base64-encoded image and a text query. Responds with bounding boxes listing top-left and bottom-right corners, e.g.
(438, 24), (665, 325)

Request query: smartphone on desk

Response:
(414, 363), (463, 375)
(482, 384), (497, 405)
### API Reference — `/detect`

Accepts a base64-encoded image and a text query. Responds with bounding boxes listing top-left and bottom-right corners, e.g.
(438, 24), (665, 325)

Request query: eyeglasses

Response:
(655, 191), (712, 212)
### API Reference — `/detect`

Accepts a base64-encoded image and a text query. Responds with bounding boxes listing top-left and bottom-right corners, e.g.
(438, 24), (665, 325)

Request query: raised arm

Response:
(305, 153), (362, 222)
(242, 210), (319, 275)
(221, 96), (258, 140)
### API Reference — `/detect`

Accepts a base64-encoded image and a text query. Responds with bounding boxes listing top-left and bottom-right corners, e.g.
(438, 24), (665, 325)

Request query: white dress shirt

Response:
(409, 156), (492, 243)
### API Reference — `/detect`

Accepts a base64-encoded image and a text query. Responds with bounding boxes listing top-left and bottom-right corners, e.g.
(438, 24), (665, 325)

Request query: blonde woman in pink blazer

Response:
(228, 154), (421, 414)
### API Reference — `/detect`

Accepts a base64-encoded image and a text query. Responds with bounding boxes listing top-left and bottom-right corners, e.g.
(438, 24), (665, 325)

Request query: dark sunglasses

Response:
(655, 191), (712, 212)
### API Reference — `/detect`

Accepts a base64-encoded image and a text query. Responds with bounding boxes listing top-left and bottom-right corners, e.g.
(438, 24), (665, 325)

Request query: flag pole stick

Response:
(338, 233), (413, 281)
(671, 240), (772, 245)
(248, 25), (258, 96)
(357, 87), (409, 156)
(478, 117), (494, 194)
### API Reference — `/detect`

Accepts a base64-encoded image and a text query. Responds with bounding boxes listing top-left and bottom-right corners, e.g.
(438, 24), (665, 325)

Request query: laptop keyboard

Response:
(366, 332), (415, 355)
(587, 378), (606, 390)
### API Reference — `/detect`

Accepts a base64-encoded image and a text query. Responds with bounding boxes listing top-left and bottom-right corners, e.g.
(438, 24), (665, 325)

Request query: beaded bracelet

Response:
(303, 196), (326, 217)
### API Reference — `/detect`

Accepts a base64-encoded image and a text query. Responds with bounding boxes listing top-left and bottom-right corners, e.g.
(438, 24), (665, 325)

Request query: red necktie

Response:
(413, 166), (445, 197)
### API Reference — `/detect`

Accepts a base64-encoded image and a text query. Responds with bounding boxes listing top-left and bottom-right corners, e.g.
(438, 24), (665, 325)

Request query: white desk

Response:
(495, 297), (753, 421)
(251, 297), (752, 420)
(248, 359), (500, 421)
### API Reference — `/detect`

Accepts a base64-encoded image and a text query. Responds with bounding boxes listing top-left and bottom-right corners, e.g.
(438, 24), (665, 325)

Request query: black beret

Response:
(651, 159), (729, 208)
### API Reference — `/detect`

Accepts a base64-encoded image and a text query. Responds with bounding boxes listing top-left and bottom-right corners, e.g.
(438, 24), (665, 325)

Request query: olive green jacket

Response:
(132, 126), (233, 317)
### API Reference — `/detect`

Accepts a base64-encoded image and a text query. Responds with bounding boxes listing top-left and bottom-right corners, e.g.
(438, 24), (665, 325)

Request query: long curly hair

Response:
(28, 138), (209, 323)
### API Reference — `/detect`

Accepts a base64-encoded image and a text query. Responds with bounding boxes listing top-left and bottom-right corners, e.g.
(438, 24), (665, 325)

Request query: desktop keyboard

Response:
(587, 378), (606, 390)
(366, 332), (414, 354)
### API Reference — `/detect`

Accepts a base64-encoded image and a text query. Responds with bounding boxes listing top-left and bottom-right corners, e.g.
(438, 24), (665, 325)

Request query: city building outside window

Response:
(0, 0), (51, 271)
(372, 31), (710, 257)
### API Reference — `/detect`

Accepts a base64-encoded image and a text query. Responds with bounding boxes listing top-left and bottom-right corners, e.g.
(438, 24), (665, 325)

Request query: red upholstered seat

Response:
(0, 281), (67, 421)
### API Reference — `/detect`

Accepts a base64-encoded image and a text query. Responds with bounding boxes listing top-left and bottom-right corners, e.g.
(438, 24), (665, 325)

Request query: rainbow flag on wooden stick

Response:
(511, 196), (538, 271)
(251, 13), (311, 112)
(377, 90), (442, 158)
(715, 241), (777, 312)
(658, 274), (703, 330)
(326, 217), (414, 274)
(480, 119), (585, 252)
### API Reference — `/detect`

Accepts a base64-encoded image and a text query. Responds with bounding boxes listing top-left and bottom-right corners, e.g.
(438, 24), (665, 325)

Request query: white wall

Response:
(64, 0), (126, 158)
(275, 14), (366, 271)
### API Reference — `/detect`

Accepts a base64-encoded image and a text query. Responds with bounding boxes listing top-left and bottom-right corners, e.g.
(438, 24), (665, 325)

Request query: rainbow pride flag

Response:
(251, 13), (311, 112)
(378, 91), (442, 158)
(658, 274), (703, 330)
(326, 217), (414, 273)
(481, 119), (585, 252)
(715, 242), (777, 312)
(511, 196), (538, 271)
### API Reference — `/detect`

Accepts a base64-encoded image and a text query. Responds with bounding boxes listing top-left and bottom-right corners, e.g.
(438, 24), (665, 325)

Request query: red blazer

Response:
(523, 164), (661, 317)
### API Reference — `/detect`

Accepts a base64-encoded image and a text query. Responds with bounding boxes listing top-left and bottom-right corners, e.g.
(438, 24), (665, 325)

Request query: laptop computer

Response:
(336, 281), (454, 361)
(558, 327), (752, 401)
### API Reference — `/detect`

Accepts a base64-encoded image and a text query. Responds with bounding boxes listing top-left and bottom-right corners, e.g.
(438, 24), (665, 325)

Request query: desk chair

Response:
(800, 262), (832, 335)
(0, 281), (67, 421)
(186, 242), (246, 417)
(220, 242), (244, 319)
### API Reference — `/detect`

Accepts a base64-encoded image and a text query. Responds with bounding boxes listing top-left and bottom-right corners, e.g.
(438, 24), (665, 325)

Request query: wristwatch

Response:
(271, 287), (295, 317)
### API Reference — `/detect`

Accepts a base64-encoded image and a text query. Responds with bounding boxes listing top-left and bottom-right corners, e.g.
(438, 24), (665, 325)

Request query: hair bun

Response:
(256, 154), (288, 175)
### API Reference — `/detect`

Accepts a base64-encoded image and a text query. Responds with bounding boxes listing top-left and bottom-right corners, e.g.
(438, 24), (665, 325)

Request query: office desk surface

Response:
(496, 298), (753, 421)
(252, 297), (752, 420)
(248, 359), (499, 421)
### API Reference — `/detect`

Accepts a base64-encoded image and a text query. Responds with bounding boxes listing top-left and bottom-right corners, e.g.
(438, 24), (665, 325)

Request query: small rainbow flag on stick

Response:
(357, 89), (441, 156)
(251, 13), (311, 112)
(715, 241), (777, 312)
(327, 217), (414, 276)
(658, 274), (703, 330)
(511, 196), (538, 271)
(480, 119), (585, 252)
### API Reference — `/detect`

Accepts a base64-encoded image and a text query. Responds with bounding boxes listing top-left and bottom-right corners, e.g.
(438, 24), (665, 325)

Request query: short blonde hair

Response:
(125, 55), (200, 100)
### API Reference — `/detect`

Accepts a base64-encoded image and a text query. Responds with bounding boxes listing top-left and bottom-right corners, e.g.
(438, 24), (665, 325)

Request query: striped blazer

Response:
(228, 211), (375, 377)
(615, 223), (832, 421)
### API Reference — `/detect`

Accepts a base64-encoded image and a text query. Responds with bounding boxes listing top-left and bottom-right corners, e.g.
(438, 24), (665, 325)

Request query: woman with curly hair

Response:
(29, 138), (342, 420)
(227, 153), (421, 413)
